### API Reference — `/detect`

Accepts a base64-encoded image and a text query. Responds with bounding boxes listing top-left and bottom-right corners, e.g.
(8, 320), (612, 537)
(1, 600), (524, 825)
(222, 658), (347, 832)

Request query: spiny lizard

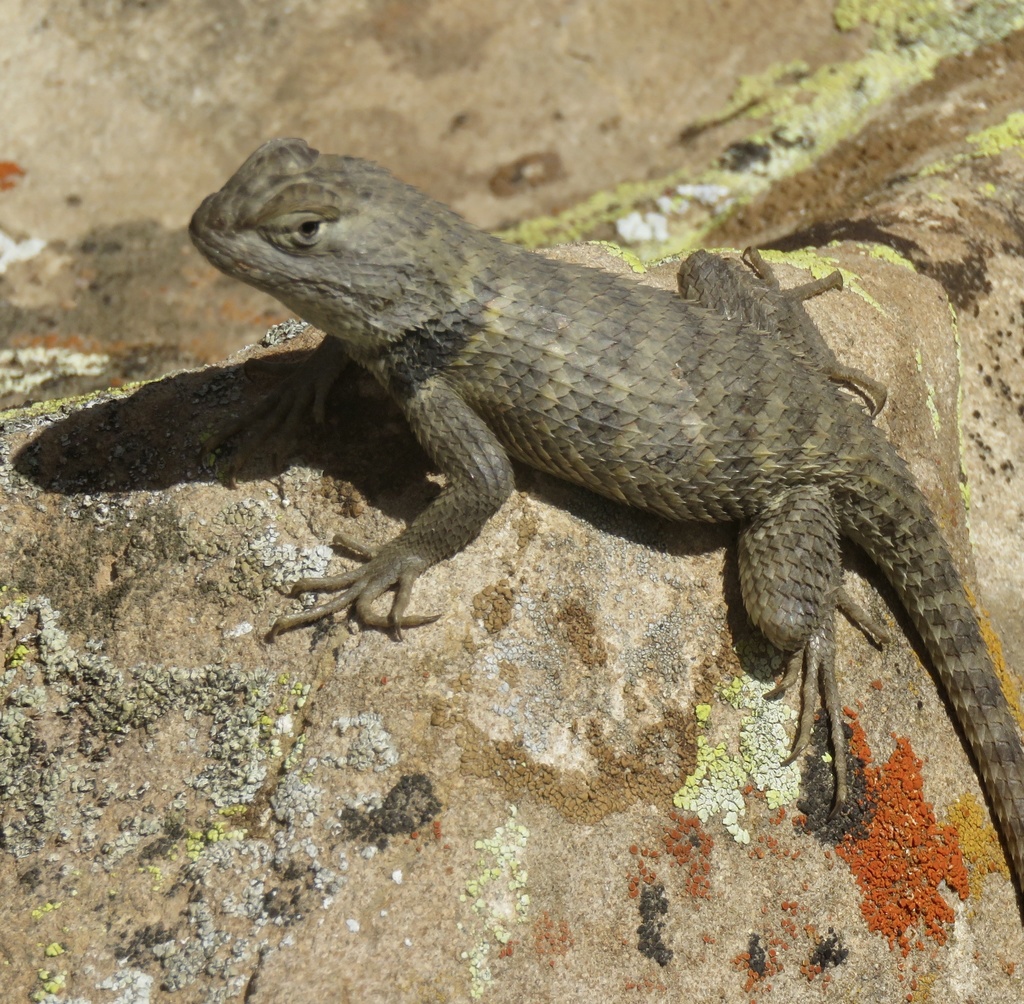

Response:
(190, 137), (1024, 906)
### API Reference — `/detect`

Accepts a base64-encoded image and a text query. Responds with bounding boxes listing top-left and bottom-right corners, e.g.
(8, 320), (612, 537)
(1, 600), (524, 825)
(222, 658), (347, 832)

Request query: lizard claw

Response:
(765, 650), (803, 701)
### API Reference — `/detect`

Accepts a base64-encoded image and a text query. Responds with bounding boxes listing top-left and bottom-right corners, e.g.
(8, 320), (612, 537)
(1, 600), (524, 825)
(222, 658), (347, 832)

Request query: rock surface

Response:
(1, 241), (1020, 1003)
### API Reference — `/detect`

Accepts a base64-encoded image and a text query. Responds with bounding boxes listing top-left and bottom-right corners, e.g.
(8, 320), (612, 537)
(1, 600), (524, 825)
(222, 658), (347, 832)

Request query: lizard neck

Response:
(310, 231), (520, 367)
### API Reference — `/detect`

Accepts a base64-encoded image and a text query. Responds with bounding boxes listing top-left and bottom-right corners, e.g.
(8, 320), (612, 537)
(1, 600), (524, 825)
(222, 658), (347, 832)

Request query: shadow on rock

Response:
(11, 348), (437, 527)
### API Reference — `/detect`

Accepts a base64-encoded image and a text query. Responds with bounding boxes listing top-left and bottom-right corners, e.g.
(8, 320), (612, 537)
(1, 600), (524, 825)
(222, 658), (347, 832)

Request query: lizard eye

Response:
(264, 210), (336, 251)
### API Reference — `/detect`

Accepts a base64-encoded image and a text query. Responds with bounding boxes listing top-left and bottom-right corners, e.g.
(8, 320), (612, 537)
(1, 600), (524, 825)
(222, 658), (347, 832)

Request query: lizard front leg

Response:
(270, 373), (515, 638)
(202, 332), (350, 482)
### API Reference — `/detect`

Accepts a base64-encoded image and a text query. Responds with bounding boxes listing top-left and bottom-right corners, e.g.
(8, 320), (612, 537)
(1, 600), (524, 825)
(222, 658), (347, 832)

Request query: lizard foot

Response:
(200, 333), (349, 485)
(763, 590), (884, 815)
(267, 534), (439, 640)
(738, 487), (857, 813)
(775, 613), (850, 814)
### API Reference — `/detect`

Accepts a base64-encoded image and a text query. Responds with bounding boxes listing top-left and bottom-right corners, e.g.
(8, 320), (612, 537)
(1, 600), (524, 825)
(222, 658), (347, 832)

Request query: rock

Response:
(1, 241), (1017, 1003)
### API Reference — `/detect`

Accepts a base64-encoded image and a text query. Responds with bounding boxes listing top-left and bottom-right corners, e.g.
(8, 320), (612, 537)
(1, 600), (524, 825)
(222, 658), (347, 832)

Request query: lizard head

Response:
(190, 138), (488, 360)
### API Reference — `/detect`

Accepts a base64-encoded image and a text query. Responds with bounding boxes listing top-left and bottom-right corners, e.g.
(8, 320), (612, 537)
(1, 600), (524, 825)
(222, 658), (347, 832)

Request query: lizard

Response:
(189, 136), (1024, 905)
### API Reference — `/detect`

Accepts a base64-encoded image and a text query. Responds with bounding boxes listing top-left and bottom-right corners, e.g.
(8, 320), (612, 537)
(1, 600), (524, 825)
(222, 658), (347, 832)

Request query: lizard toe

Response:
(332, 531), (378, 560)
(266, 587), (360, 639)
(286, 570), (362, 597)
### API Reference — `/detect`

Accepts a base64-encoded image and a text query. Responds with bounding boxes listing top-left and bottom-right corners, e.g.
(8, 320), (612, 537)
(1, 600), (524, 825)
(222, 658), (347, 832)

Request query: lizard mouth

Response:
(188, 202), (242, 270)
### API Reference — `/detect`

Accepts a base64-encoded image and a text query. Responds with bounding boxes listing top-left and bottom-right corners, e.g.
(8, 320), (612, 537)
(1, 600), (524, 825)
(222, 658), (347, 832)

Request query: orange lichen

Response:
(626, 843), (660, 899)
(836, 718), (969, 955)
(533, 911), (574, 959)
(945, 792), (1009, 895)
(661, 811), (714, 899)
(0, 161), (24, 190)
(732, 929), (786, 997)
(750, 820), (803, 863)
(623, 976), (667, 991)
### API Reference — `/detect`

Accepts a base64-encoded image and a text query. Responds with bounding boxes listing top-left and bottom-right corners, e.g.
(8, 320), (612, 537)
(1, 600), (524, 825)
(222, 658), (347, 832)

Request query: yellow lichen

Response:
(861, 242), (917, 270)
(833, 0), (952, 44)
(945, 792), (1009, 897)
(965, 110), (1024, 159)
(584, 240), (647, 274)
(967, 586), (1024, 732)
(920, 109), (1024, 179)
(459, 805), (531, 998)
(500, 7), (1024, 259)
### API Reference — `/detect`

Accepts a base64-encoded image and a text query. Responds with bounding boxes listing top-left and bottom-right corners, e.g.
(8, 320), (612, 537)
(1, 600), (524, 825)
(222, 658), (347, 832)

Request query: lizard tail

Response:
(835, 459), (1024, 901)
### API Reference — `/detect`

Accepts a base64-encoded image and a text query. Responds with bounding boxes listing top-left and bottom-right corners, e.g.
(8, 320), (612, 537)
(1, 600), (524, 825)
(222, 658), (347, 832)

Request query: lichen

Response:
(459, 804), (531, 998)
(0, 228), (46, 275)
(964, 109), (1024, 159)
(860, 242), (917, 270)
(583, 240), (647, 274)
(472, 578), (515, 634)
(0, 346), (111, 400)
(833, 0), (954, 42)
(180, 494), (334, 603)
(674, 642), (801, 842)
(499, 4), (1024, 258)
(946, 792), (1009, 899)
(0, 594), (283, 854)
(332, 712), (400, 773)
(919, 109), (1024, 181)
(835, 715), (969, 955)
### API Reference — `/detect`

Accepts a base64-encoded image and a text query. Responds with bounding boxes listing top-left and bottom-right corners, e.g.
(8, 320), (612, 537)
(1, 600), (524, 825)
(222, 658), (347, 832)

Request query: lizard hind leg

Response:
(678, 248), (886, 417)
(738, 486), (851, 808)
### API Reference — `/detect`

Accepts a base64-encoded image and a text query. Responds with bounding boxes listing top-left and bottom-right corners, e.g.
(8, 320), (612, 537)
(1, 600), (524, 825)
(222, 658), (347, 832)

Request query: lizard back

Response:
(446, 250), (871, 524)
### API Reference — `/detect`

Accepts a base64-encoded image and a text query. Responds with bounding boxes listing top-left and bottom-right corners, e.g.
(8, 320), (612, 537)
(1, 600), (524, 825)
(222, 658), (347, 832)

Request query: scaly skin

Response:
(190, 138), (1024, 905)
(677, 248), (888, 417)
